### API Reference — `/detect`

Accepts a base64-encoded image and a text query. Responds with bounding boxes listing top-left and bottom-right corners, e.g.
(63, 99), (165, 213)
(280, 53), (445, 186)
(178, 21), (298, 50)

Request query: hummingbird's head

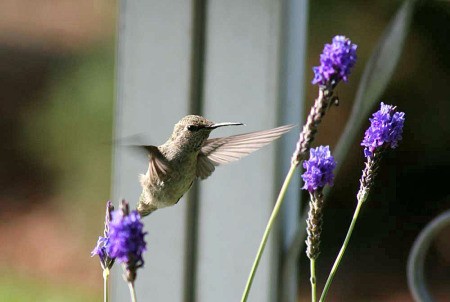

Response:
(170, 115), (243, 152)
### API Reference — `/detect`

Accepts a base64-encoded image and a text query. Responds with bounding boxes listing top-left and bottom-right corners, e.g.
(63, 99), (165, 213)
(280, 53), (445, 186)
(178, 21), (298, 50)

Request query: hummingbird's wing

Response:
(196, 124), (295, 179)
(142, 145), (169, 179)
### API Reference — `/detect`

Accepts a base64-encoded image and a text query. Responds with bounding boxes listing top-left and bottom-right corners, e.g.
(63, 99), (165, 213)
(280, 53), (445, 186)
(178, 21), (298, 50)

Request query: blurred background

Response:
(0, 0), (115, 300)
(0, 0), (449, 301)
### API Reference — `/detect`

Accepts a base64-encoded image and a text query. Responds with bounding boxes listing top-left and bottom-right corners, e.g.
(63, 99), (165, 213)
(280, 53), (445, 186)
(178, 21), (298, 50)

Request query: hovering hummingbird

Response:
(137, 115), (294, 216)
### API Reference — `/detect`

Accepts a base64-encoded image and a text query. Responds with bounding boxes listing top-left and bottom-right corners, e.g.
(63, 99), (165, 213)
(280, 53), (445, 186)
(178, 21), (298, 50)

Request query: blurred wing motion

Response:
(196, 124), (295, 179)
(141, 145), (169, 180)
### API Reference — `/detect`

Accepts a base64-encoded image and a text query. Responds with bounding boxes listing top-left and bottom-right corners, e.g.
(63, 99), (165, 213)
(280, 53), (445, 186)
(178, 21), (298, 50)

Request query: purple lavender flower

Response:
(361, 102), (405, 158)
(91, 201), (115, 270)
(91, 236), (109, 262)
(302, 146), (336, 192)
(107, 209), (147, 269)
(312, 35), (357, 86)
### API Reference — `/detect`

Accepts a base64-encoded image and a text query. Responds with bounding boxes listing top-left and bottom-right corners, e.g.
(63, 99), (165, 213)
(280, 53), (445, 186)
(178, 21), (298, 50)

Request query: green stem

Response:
(319, 200), (364, 302)
(241, 164), (297, 302)
(103, 268), (110, 302)
(128, 281), (137, 302)
(310, 258), (317, 302)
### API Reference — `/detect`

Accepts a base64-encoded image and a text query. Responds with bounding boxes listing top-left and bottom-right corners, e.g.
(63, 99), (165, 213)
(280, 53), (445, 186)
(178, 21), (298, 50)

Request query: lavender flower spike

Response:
(92, 236), (109, 263)
(312, 35), (357, 87)
(107, 200), (147, 282)
(91, 201), (115, 271)
(302, 146), (336, 193)
(361, 102), (405, 158)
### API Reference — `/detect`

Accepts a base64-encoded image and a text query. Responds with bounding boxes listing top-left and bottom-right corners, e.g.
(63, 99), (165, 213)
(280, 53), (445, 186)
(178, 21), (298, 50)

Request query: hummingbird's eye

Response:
(187, 125), (199, 132)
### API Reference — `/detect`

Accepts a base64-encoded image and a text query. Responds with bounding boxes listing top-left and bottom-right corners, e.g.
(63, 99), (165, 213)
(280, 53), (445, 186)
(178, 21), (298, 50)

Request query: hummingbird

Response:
(137, 115), (294, 216)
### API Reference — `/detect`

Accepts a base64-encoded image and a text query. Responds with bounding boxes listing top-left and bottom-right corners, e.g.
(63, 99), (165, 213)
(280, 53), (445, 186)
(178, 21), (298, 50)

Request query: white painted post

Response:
(278, 1), (308, 302)
(197, 1), (283, 301)
(112, 1), (192, 301)
(113, 1), (307, 301)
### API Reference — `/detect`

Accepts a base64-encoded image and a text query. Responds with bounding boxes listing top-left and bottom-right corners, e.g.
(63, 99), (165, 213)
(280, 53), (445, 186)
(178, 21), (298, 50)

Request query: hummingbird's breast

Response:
(139, 146), (198, 212)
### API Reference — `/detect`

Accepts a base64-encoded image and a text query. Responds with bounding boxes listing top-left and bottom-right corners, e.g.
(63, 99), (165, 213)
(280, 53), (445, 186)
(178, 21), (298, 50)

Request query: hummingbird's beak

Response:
(206, 122), (245, 130)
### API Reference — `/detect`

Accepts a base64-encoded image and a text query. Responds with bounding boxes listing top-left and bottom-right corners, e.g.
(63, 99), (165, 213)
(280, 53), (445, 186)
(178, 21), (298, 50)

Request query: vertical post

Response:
(112, 0), (193, 301)
(113, 1), (308, 301)
(278, 1), (309, 301)
(196, 0), (284, 301)
(184, 0), (208, 301)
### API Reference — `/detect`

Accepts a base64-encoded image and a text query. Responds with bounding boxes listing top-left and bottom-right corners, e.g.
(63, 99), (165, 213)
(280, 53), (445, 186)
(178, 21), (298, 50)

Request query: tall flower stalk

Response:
(292, 35), (357, 165)
(92, 200), (148, 302)
(107, 200), (147, 302)
(320, 102), (405, 302)
(241, 35), (357, 302)
(91, 201), (115, 302)
(302, 146), (336, 302)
